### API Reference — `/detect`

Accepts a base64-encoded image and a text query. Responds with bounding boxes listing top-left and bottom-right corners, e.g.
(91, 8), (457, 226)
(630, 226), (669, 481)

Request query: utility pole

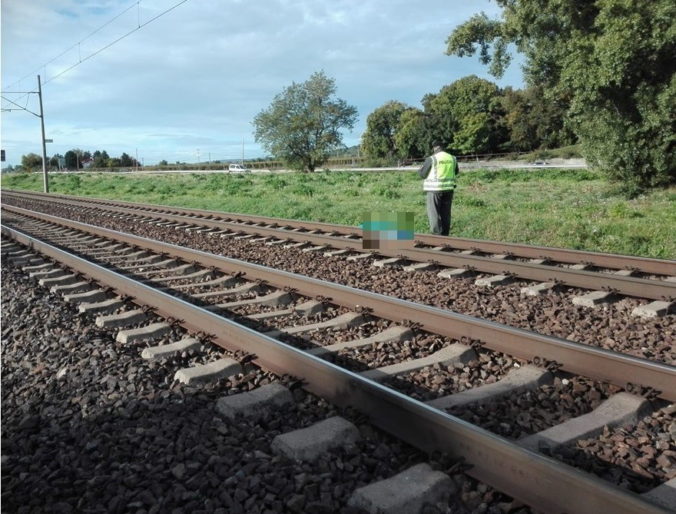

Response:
(135, 148), (139, 172)
(241, 136), (244, 165)
(37, 75), (49, 193)
(3, 75), (50, 191)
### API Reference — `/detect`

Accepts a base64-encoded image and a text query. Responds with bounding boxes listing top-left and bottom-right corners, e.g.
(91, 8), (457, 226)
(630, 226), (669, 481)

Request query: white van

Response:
(228, 163), (251, 173)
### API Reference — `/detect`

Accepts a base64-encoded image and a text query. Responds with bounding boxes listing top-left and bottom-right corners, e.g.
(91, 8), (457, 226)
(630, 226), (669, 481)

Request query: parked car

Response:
(228, 163), (251, 173)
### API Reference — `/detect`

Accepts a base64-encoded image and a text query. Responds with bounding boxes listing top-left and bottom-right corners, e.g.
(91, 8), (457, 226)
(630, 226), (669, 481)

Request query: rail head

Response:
(3, 191), (675, 300)
(3, 204), (675, 404)
(4, 189), (675, 276)
(1, 221), (669, 514)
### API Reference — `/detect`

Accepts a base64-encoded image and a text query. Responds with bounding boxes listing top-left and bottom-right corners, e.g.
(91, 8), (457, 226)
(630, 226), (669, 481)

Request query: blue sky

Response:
(1, 0), (523, 166)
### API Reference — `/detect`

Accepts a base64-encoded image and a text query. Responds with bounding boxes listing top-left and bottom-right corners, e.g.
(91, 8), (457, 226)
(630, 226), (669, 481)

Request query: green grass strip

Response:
(2, 168), (674, 259)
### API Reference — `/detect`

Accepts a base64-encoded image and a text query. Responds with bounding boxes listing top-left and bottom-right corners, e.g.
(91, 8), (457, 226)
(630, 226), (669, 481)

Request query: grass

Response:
(2, 168), (674, 259)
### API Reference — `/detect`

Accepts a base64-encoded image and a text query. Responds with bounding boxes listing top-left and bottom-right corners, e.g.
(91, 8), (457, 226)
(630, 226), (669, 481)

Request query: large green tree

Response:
(119, 152), (134, 167)
(361, 100), (409, 161)
(92, 150), (110, 168)
(21, 153), (43, 171)
(394, 108), (432, 159)
(64, 150), (78, 170)
(446, 1), (675, 189)
(253, 71), (358, 172)
(501, 85), (575, 151)
(424, 75), (506, 154)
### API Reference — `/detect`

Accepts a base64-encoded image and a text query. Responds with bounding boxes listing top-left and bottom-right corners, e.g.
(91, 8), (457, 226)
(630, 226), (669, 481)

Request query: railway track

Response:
(3, 190), (675, 305)
(2, 205), (675, 513)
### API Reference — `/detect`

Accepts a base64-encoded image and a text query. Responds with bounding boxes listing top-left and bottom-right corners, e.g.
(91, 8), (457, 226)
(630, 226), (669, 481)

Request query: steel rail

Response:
(4, 189), (674, 276)
(1, 222), (669, 514)
(4, 205), (675, 403)
(3, 193), (675, 301)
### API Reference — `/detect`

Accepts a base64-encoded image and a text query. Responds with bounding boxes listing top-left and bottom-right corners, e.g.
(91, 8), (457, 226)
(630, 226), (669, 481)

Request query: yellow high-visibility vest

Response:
(423, 151), (457, 192)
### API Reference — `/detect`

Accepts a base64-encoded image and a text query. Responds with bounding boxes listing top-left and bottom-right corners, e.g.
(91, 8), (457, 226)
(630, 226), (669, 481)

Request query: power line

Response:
(2, 0), (190, 94)
(43, 0), (190, 87)
(1, 94), (40, 117)
(2, 1), (140, 93)
(45, 0), (190, 87)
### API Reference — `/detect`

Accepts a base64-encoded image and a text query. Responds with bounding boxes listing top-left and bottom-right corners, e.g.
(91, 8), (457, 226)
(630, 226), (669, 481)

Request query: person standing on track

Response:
(418, 142), (459, 236)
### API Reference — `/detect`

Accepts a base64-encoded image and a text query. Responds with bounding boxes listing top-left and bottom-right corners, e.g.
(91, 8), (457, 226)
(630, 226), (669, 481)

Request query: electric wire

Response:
(43, 0), (189, 87)
(2, 1), (140, 93)
(1, 95), (39, 117)
(2, 0), (189, 100)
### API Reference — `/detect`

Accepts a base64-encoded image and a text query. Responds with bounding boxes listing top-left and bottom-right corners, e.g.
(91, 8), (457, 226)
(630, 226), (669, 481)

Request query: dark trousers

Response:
(426, 190), (454, 236)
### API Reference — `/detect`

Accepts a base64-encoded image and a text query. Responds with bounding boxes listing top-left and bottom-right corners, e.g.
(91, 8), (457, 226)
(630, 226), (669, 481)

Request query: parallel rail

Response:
(4, 204), (674, 402)
(2, 214), (669, 514)
(4, 189), (675, 275)
(3, 191), (675, 301)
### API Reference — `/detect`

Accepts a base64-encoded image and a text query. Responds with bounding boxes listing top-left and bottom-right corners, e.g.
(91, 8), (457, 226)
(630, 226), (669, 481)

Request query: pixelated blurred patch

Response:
(361, 212), (414, 249)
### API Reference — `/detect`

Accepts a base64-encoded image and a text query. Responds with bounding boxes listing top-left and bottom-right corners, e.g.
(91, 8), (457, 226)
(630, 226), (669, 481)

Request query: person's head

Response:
(432, 142), (444, 153)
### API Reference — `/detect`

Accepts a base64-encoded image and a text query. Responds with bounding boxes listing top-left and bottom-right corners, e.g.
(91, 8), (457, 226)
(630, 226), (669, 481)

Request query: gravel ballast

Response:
(1, 258), (529, 513)
(4, 197), (672, 364)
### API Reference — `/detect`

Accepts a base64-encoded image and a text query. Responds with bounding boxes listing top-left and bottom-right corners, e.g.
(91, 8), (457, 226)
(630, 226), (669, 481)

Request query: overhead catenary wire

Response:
(1, 95), (40, 117)
(2, 0), (190, 98)
(44, 0), (190, 86)
(2, 1), (140, 93)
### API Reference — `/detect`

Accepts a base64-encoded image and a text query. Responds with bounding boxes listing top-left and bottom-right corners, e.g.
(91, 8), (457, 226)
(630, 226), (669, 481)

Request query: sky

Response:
(1, 0), (524, 166)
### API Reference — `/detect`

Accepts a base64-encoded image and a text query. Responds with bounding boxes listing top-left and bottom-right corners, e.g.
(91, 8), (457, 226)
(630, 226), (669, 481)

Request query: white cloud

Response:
(1, 0), (521, 165)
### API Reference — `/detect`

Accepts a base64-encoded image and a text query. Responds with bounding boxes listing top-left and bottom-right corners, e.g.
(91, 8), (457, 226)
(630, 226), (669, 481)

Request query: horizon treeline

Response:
(16, 149), (140, 172)
(360, 75), (576, 164)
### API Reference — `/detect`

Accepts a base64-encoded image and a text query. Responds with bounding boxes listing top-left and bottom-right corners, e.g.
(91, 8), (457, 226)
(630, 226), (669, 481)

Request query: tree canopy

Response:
(253, 71), (358, 172)
(394, 108), (431, 160)
(361, 100), (409, 161)
(500, 85), (575, 151)
(425, 75), (506, 154)
(64, 150), (79, 170)
(446, 0), (675, 190)
(21, 153), (43, 171)
(92, 150), (110, 168)
(17, 148), (141, 171)
(362, 75), (573, 161)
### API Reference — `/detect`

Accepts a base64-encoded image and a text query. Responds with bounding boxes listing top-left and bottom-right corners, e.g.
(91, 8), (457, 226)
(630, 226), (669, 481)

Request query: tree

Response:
(21, 153), (43, 171)
(73, 148), (84, 169)
(63, 148), (86, 170)
(119, 152), (134, 167)
(361, 101), (409, 161)
(424, 75), (506, 154)
(394, 108), (432, 159)
(92, 150), (110, 168)
(446, 1), (675, 190)
(501, 86), (575, 151)
(253, 71), (358, 172)
(49, 154), (64, 169)
(64, 150), (78, 170)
